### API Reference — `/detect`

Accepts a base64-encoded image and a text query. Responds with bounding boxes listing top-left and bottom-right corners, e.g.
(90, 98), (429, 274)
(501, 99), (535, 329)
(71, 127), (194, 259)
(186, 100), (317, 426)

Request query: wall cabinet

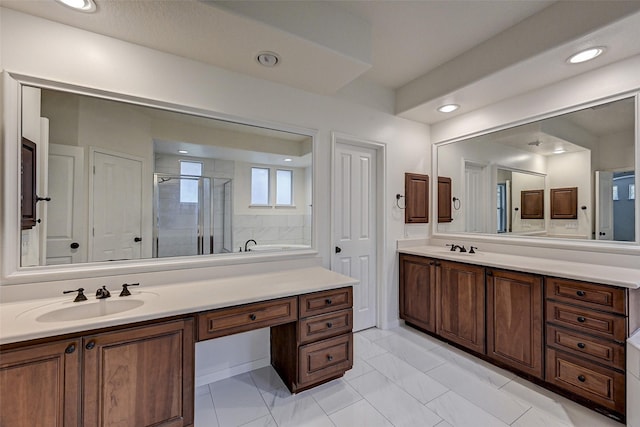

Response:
(550, 187), (578, 219)
(0, 319), (194, 427)
(486, 268), (543, 379)
(21, 137), (37, 230)
(436, 260), (486, 354)
(404, 173), (429, 223)
(399, 254), (437, 332)
(521, 189), (544, 219)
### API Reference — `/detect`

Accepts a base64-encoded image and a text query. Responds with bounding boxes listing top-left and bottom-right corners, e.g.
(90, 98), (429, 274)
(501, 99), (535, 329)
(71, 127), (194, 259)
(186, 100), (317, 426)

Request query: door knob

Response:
(70, 242), (80, 249)
(134, 237), (142, 242)
(335, 246), (342, 253)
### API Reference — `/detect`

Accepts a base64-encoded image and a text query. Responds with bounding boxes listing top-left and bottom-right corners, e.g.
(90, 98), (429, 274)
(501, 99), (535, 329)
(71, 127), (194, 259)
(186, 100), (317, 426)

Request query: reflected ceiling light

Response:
(256, 52), (280, 67)
(178, 150), (188, 154)
(437, 104), (459, 113)
(567, 47), (605, 64)
(553, 148), (566, 154)
(55, 0), (96, 12)
(283, 158), (293, 162)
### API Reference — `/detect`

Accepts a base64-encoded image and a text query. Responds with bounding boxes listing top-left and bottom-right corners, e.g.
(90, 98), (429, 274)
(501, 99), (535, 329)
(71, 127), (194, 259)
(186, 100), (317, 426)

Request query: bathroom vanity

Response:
(399, 246), (640, 423)
(0, 267), (356, 427)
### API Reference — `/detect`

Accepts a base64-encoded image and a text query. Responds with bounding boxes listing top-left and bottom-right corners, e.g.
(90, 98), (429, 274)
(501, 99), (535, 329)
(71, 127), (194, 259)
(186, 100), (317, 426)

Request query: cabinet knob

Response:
(325, 298), (333, 305)
(326, 322), (333, 328)
(577, 342), (586, 349)
(327, 355), (333, 362)
(85, 341), (96, 350)
(577, 316), (586, 323)
(249, 314), (257, 321)
(65, 344), (76, 354)
(578, 375), (586, 382)
(576, 290), (586, 297)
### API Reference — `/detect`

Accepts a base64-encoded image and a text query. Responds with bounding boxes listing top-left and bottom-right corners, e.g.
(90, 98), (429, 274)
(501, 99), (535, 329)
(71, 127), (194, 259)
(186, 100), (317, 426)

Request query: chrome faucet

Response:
(95, 285), (111, 299)
(244, 239), (257, 252)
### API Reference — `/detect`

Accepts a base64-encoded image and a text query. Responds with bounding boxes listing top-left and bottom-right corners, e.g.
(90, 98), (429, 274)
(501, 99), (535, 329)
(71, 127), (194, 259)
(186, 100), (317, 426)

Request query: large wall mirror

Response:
(17, 83), (313, 268)
(436, 95), (638, 243)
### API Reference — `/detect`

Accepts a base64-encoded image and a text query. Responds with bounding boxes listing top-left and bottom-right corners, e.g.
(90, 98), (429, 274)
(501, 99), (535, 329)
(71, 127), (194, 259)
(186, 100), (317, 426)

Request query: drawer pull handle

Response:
(577, 342), (586, 349)
(327, 355), (333, 362)
(65, 344), (76, 354)
(576, 290), (586, 297)
(85, 341), (96, 350)
(577, 316), (586, 323)
(578, 375), (586, 382)
(326, 322), (333, 328)
(325, 298), (333, 305)
(249, 314), (257, 321)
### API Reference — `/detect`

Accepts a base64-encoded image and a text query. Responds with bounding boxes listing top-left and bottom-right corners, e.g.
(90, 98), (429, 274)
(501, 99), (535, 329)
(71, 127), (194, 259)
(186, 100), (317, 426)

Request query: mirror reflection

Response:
(20, 86), (313, 267)
(437, 96), (636, 242)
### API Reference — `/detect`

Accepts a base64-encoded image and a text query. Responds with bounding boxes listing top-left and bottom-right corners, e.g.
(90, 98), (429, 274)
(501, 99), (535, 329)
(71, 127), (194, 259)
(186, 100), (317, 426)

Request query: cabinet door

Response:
(405, 173), (429, 223)
(438, 177), (453, 223)
(83, 319), (194, 427)
(487, 269), (543, 379)
(399, 254), (437, 332)
(21, 137), (37, 230)
(0, 339), (80, 427)
(437, 261), (485, 353)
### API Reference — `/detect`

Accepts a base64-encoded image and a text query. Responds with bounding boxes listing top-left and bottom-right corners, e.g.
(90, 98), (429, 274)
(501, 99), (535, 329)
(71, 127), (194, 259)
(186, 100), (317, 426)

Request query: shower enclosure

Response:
(153, 174), (232, 258)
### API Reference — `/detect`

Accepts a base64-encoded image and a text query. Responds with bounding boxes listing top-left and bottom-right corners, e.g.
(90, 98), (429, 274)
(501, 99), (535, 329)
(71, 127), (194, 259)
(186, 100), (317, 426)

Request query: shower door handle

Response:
(134, 237), (142, 242)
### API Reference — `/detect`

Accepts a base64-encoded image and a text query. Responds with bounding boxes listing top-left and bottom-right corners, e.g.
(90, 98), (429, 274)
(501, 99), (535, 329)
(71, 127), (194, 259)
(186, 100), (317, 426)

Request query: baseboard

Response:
(195, 357), (270, 387)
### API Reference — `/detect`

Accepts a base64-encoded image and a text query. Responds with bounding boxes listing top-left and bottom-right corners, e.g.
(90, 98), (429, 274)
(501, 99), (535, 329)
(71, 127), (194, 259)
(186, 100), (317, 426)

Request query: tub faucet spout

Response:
(245, 239), (257, 252)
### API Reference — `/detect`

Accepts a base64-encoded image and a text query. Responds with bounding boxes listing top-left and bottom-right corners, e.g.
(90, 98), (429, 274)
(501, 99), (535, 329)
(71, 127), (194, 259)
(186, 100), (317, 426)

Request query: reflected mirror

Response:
(20, 85), (313, 267)
(437, 96), (637, 242)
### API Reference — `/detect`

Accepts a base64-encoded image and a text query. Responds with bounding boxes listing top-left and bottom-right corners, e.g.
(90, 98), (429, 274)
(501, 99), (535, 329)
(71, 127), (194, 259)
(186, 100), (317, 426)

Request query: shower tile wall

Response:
(234, 214), (309, 251)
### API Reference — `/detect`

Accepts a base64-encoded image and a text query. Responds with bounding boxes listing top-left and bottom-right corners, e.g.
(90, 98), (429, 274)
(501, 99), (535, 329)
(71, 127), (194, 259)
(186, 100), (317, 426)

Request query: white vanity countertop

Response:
(0, 267), (358, 346)
(399, 245), (640, 289)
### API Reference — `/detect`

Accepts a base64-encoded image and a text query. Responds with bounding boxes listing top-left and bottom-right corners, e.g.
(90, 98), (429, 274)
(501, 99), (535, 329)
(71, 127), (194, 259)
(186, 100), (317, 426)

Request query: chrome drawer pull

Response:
(577, 342), (586, 349)
(577, 316), (586, 323)
(578, 375), (586, 382)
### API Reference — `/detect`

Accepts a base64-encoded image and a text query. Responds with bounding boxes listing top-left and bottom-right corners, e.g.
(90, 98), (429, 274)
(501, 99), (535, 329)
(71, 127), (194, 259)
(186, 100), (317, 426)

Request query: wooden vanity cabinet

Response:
(436, 260), (486, 354)
(399, 254), (437, 332)
(486, 269), (544, 379)
(0, 338), (80, 427)
(83, 319), (194, 427)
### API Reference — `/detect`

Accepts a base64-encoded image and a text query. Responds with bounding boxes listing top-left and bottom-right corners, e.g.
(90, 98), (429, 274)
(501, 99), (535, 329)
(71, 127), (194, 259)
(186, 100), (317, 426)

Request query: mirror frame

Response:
(1, 72), (319, 285)
(432, 91), (640, 252)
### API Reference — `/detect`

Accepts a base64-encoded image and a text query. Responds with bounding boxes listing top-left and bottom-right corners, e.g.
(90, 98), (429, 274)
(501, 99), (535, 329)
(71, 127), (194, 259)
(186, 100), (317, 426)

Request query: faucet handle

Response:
(446, 244), (456, 252)
(119, 283), (140, 297)
(63, 288), (87, 302)
(469, 246), (478, 254)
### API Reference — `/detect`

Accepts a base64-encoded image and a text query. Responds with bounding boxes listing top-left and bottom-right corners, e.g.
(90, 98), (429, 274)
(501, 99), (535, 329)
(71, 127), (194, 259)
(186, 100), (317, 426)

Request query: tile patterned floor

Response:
(195, 325), (623, 427)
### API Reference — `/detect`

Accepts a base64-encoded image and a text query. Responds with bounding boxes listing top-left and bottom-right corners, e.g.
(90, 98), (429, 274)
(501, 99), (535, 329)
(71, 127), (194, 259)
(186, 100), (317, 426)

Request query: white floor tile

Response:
(249, 366), (287, 393)
(391, 325), (443, 351)
(209, 373), (269, 426)
(238, 415), (277, 427)
(366, 352), (448, 403)
(260, 387), (334, 427)
(375, 334), (447, 372)
(195, 392), (219, 427)
(511, 408), (572, 427)
(353, 333), (388, 360)
(348, 370), (442, 427)
(430, 344), (514, 388)
(308, 378), (362, 415)
(329, 399), (393, 427)
(342, 356), (375, 382)
(426, 391), (510, 427)
(357, 327), (393, 342)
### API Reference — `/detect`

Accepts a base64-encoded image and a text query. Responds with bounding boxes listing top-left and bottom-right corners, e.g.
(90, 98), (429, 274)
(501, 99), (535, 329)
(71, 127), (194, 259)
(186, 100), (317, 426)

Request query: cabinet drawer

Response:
(299, 309), (352, 344)
(546, 348), (625, 414)
(545, 278), (626, 315)
(198, 297), (297, 340)
(299, 333), (353, 386)
(299, 287), (352, 318)
(546, 301), (626, 342)
(546, 325), (625, 370)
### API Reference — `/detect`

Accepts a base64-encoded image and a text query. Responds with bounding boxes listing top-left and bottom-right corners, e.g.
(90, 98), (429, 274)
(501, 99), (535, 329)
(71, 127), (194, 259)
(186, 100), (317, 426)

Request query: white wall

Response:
(0, 8), (430, 382)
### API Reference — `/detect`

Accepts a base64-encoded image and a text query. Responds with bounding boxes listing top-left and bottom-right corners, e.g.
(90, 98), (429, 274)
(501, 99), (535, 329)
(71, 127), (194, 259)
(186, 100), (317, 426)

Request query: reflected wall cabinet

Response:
(438, 176), (453, 223)
(21, 137), (37, 230)
(521, 189), (544, 219)
(550, 187), (578, 219)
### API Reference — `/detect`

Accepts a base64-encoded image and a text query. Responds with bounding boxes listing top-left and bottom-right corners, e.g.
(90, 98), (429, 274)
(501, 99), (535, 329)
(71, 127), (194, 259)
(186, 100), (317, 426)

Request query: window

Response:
(613, 185), (619, 201)
(251, 167), (270, 205)
(276, 169), (293, 205)
(630, 184), (636, 200)
(180, 161), (202, 203)
(496, 183), (507, 233)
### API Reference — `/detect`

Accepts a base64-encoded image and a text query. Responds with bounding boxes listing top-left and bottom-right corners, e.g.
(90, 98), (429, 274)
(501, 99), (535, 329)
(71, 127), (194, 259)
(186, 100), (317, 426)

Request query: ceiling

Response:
(2, 0), (640, 124)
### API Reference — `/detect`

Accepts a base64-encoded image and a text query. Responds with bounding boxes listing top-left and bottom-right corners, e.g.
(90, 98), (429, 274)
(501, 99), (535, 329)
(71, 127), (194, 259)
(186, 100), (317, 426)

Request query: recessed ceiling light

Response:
(437, 104), (460, 113)
(178, 150), (188, 154)
(256, 52), (280, 67)
(567, 47), (605, 64)
(283, 158), (293, 162)
(55, 0), (96, 12)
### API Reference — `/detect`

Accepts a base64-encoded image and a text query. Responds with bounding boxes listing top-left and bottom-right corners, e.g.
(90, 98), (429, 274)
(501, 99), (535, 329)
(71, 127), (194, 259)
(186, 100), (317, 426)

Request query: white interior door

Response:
(465, 162), (487, 232)
(46, 144), (85, 265)
(596, 171), (614, 240)
(333, 141), (377, 331)
(91, 150), (143, 261)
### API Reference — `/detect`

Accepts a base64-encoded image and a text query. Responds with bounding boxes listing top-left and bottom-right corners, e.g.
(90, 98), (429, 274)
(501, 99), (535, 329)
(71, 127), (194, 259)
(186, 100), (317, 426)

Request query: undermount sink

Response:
(35, 299), (145, 323)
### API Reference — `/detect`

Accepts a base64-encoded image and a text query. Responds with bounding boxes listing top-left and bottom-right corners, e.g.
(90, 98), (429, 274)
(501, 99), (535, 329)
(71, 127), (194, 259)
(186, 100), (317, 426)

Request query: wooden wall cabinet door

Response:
(405, 173), (429, 223)
(437, 261), (485, 354)
(550, 187), (578, 219)
(486, 269), (544, 379)
(0, 339), (81, 427)
(21, 137), (37, 230)
(399, 254), (437, 332)
(83, 319), (194, 427)
(521, 189), (544, 219)
(438, 177), (453, 223)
